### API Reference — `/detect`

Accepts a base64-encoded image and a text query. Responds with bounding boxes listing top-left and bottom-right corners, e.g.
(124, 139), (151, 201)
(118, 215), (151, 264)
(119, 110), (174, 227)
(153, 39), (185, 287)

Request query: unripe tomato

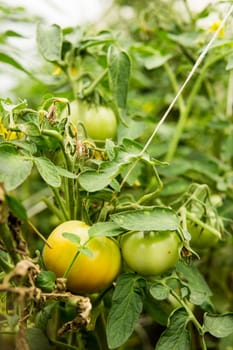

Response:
(186, 205), (222, 249)
(120, 230), (182, 276)
(66, 100), (117, 141)
(43, 220), (121, 294)
(187, 220), (221, 249)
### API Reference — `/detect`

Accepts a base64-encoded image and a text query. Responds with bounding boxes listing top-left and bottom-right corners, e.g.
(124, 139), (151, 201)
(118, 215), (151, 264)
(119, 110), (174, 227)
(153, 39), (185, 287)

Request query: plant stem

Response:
(170, 289), (207, 350)
(42, 195), (68, 222)
(27, 220), (52, 248)
(50, 188), (69, 221)
(164, 62), (186, 115)
(63, 249), (81, 279)
(0, 223), (20, 265)
(95, 309), (109, 350)
(82, 68), (108, 98)
(185, 211), (221, 239)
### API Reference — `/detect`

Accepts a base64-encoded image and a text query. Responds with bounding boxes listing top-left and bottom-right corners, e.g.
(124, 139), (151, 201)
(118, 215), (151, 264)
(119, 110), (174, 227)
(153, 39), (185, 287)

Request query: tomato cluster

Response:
(43, 221), (182, 294)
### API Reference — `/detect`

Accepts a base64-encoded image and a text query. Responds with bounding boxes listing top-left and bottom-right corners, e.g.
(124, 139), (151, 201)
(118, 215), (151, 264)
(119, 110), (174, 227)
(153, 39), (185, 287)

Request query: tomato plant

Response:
(0, 1), (233, 350)
(120, 230), (182, 275)
(43, 220), (122, 294)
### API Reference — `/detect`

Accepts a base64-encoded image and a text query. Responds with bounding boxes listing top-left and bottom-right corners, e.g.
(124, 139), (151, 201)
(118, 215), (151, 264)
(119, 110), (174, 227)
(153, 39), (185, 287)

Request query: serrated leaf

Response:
(108, 45), (130, 120)
(156, 308), (191, 350)
(79, 169), (111, 192)
(37, 23), (62, 62)
(62, 232), (80, 245)
(111, 206), (179, 231)
(34, 157), (61, 187)
(203, 313), (233, 338)
(0, 149), (33, 191)
(176, 261), (212, 305)
(56, 165), (78, 179)
(150, 283), (170, 300)
(88, 222), (125, 237)
(106, 273), (143, 349)
(6, 194), (28, 221)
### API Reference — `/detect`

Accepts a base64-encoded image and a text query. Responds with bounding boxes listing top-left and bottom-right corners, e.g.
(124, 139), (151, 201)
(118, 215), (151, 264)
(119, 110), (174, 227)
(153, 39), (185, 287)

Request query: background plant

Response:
(0, 1), (233, 349)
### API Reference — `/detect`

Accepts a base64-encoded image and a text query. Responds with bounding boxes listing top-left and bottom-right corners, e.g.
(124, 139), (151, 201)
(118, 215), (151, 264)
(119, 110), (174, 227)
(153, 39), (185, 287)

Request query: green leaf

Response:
(88, 222), (125, 237)
(37, 23), (62, 62)
(35, 271), (56, 292)
(155, 308), (191, 350)
(27, 328), (53, 350)
(111, 206), (179, 231)
(56, 165), (78, 179)
(79, 169), (111, 192)
(0, 52), (33, 77)
(144, 53), (172, 70)
(6, 195), (28, 221)
(106, 273), (143, 349)
(62, 232), (81, 245)
(22, 122), (41, 136)
(219, 332), (233, 350)
(108, 45), (131, 118)
(11, 140), (37, 154)
(169, 32), (201, 48)
(176, 261), (212, 305)
(0, 149), (33, 191)
(79, 141), (152, 192)
(150, 283), (170, 300)
(34, 157), (61, 187)
(35, 303), (56, 332)
(203, 313), (233, 338)
(79, 246), (93, 258)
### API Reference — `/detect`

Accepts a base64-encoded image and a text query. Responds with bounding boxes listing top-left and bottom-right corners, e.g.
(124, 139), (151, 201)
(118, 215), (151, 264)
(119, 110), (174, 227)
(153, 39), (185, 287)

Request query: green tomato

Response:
(186, 204), (222, 249)
(67, 100), (117, 141)
(187, 220), (221, 249)
(120, 230), (182, 276)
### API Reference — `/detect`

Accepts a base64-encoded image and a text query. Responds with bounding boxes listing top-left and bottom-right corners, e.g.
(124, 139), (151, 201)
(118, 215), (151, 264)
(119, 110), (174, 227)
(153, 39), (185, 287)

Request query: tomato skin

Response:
(187, 221), (220, 249)
(186, 205), (222, 249)
(120, 231), (182, 276)
(67, 100), (117, 141)
(43, 220), (121, 294)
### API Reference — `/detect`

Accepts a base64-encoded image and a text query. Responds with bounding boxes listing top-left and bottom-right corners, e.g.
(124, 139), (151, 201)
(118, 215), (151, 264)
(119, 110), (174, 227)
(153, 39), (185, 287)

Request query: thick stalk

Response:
(170, 289), (207, 350)
(42, 128), (76, 220)
(82, 68), (108, 97)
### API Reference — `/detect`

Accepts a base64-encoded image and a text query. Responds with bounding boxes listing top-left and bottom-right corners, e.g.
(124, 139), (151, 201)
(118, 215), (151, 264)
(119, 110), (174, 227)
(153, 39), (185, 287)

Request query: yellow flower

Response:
(209, 20), (224, 38)
(52, 66), (63, 75)
(142, 101), (154, 113)
(0, 119), (23, 141)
